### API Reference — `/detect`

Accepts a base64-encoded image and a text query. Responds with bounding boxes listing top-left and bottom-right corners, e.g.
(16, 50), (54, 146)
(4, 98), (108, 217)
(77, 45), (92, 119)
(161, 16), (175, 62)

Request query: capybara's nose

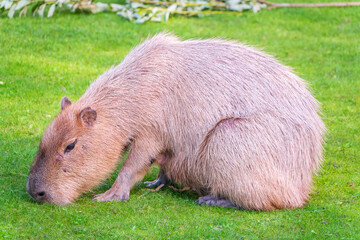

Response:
(36, 191), (46, 201)
(27, 176), (48, 202)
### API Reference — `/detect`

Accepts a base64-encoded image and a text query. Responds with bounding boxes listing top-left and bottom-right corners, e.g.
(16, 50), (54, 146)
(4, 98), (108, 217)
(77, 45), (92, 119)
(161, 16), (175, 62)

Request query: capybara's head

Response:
(27, 97), (123, 204)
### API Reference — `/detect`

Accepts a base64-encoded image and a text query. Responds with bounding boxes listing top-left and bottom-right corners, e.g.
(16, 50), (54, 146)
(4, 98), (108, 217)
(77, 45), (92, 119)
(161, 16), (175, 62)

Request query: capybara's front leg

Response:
(93, 136), (161, 202)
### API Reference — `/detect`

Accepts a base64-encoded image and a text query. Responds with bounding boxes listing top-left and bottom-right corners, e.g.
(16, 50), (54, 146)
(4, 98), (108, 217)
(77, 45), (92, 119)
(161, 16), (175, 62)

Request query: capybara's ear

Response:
(61, 97), (72, 110)
(79, 107), (97, 127)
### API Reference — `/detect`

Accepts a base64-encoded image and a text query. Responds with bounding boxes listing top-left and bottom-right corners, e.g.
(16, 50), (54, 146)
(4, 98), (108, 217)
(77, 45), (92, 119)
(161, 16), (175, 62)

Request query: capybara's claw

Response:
(144, 179), (162, 188)
(196, 195), (239, 209)
(92, 190), (129, 202)
(144, 169), (170, 188)
(92, 194), (103, 202)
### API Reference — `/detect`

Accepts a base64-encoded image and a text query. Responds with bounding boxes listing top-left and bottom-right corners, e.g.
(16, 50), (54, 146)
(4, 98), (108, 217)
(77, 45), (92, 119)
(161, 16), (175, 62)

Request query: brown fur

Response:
(27, 33), (325, 210)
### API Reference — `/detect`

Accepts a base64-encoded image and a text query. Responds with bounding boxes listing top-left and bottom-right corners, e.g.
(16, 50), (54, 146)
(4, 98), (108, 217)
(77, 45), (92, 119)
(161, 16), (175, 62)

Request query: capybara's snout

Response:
(26, 173), (62, 204)
(27, 175), (48, 203)
(26, 172), (74, 205)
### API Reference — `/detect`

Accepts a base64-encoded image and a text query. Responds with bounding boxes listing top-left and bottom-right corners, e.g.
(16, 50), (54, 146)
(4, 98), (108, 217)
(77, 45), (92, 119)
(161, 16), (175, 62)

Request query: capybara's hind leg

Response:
(197, 116), (310, 210)
(144, 153), (172, 188)
(195, 195), (239, 209)
(144, 168), (171, 188)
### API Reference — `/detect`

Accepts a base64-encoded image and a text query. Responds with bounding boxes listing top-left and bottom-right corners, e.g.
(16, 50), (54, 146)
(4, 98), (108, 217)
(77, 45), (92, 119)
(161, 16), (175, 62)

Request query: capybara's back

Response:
(27, 34), (325, 210)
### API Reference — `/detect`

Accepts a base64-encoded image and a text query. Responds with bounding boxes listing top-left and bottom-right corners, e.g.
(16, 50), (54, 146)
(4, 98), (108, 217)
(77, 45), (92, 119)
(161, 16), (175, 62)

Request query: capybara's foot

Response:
(92, 189), (129, 202)
(144, 179), (163, 188)
(144, 169), (170, 188)
(195, 195), (239, 209)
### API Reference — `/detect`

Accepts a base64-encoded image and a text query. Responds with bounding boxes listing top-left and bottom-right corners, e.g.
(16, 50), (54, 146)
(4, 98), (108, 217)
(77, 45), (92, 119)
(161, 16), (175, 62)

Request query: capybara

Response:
(27, 33), (325, 210)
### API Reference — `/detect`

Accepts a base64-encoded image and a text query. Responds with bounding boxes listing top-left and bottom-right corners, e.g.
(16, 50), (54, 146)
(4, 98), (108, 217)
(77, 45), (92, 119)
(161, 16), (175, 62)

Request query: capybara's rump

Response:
(195, 115), (320, 210)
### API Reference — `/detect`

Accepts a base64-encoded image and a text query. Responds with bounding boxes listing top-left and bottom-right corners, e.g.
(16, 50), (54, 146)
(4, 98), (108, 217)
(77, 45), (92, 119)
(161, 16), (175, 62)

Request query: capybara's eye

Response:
(65, 139), (77, 153)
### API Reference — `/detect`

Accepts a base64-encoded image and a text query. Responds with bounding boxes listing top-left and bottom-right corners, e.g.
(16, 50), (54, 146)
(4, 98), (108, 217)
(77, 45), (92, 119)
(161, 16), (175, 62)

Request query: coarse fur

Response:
(27, 33), (325, 210)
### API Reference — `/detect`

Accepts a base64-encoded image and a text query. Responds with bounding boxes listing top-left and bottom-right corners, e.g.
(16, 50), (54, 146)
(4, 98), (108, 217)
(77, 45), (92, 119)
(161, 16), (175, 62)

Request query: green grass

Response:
(1, 3), (359, 239)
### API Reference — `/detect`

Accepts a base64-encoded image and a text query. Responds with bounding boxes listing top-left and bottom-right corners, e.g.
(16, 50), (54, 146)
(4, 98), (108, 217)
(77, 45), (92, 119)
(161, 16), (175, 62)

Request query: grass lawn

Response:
(0, 1), (359, 239)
